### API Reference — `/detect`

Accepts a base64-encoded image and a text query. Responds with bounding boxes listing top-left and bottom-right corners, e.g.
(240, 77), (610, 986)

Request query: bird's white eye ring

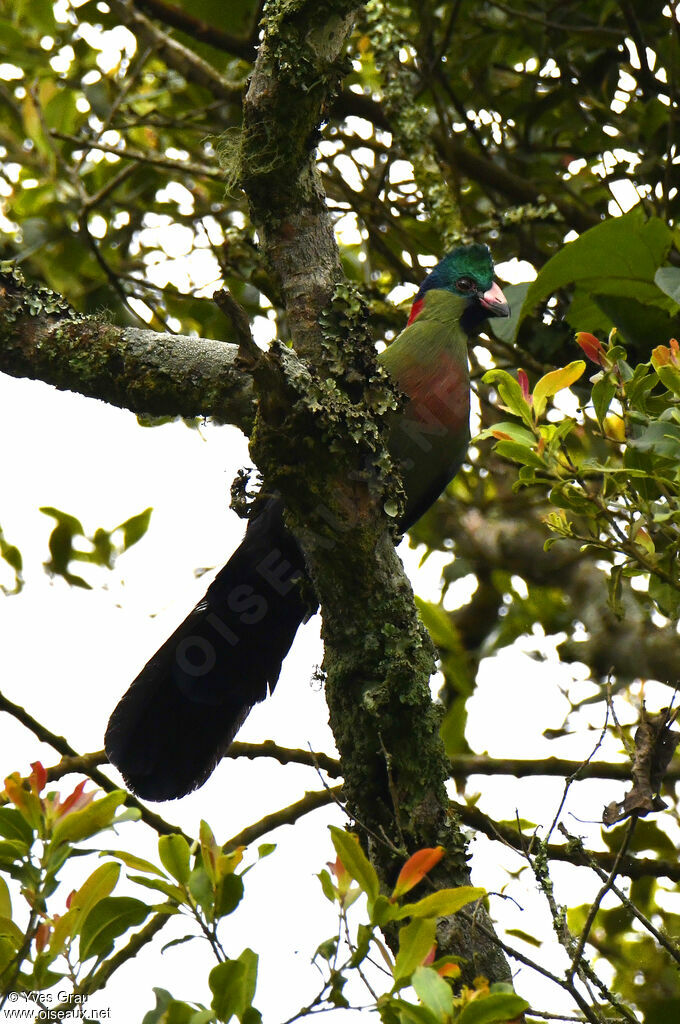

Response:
(456, 276), (475, 292)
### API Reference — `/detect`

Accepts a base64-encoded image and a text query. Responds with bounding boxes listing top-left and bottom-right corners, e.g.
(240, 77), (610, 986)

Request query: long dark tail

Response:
(105, 499), (312, 800)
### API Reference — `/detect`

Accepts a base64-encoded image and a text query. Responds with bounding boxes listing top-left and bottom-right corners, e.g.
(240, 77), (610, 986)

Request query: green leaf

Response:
(317, 869), (336, 904)
(487, 282), (530, 344)
(117, 507), (153, 550)
(0, 915), (24, 947)
(209, 949), (258, 1023)
(329, 826), (379, 906)
(0, 876), (11, 918)
(371, 893), (397, 927)
(395, 886), (484, 921)
(476, 421), (536, 446)
(214, 873), (244, 919)
(607, 564), (624, 619)
(415, 598), (459, 650)
(388, 998), (440, 1024)
(189, 1011), (217, 1024)
(79, 896), (149, 961)
(505, 927), (542, 947)
(591, 376), (617, 426)
(629, 420), (680, 460)
(189, 865), (214, 918)
(458, 991), (530, 1023)
(0, 807), (33, 844)
(655, 266), (680, 305)
(411, 966), (453, 1020)
(532, 360), (585, 418)
(648, 573), (680, 619)
(519, 209), (673, 331)
(494, 440), (546, 470)
(393, 916), (436, 981)
(159, 834), (191, 885)
(482, 369), (533, 428)
(128, 875), (185, 903)
(142, 989), (178, 1024)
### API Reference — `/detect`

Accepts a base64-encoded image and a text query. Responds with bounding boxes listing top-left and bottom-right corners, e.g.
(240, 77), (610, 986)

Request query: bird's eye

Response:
(456, 277), (475, 293)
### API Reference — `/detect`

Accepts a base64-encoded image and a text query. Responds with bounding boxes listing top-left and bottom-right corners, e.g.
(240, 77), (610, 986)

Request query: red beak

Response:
(480, 280), (510, 318)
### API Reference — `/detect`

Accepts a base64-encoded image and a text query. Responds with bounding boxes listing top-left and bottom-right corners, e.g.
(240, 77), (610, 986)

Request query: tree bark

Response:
(0, 270), (255, 430)
(236, 0), (512, 985)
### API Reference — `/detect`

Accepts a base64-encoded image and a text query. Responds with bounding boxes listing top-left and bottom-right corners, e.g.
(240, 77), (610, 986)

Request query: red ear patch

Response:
(407, 297), (424, 325)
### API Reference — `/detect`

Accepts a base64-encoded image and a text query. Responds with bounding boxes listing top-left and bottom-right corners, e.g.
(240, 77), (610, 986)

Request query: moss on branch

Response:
(0, 268), (255, 429)
(235, 0), (512, 986)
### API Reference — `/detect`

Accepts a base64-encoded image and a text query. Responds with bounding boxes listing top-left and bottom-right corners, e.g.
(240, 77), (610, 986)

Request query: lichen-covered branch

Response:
(0, 269), (255, 430)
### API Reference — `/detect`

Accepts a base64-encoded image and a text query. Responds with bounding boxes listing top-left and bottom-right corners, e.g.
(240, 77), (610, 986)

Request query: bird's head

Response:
(408, 244), (510, 330)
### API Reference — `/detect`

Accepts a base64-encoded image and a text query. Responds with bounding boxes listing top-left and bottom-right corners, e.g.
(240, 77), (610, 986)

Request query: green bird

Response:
(105, 244), (509, 800)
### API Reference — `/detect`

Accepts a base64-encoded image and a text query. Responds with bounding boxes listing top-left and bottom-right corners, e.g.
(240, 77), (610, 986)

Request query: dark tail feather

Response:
(105, 500), (312, 800)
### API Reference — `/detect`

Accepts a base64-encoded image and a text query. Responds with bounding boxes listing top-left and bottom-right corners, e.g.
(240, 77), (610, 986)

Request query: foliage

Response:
(0, 765), (527, 1023)
(0, 0), (679, 1021)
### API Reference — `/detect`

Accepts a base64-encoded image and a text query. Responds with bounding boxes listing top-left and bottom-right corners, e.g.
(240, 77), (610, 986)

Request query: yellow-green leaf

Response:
(68, 862), (120, 932)
(100, 850), (166, 877)
(0, 876), (11, 918)
(329, 827), (379, 906)
(0, 915), (24, 948)
(482, 369), (534, 428)
(412, 965), (453, 1020)
(395, 885), (484, 921)
(532, 360), (585, 418)
(51, 792), (126, 848)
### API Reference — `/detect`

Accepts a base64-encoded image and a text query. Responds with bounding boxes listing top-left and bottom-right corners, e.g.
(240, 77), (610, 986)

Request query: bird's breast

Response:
(398, 353), (470, 434)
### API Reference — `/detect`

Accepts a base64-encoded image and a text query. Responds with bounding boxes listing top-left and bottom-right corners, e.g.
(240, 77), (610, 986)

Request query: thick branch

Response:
(239, 0), (511, 987)
(0, 272), (255, 429)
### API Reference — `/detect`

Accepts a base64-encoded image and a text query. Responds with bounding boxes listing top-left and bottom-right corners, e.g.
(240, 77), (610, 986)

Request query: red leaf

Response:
(56, 780), (93, 819)
(391, 846), (445, 900)
(29, 762), (47, 794)
(575, 331), (607, 366)
(517, 368), (531, 404)
(34, 922), (50, 953)
(436, 962), (461, 978)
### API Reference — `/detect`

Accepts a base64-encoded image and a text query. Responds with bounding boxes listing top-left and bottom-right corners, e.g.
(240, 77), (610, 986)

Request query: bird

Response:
(105, 244), (509, 800)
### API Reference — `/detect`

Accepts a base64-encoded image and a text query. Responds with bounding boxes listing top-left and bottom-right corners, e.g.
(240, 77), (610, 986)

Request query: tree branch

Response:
(454, 799), (680, 883)
(108, 0), (244, 102)
(225, 786), (342, 850)
(0, 269), (255, 430)
(132, 0), (258, 61)
(0, 688), (192, 841)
